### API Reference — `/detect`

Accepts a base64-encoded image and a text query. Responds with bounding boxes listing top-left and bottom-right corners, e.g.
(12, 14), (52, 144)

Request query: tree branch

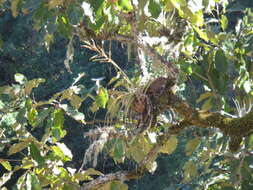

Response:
(80, 170), (142, 190)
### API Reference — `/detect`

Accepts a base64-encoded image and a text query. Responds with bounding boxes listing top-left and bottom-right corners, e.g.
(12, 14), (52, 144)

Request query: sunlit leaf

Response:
(11, 0), (21, 17)
(26, 172), (41, 190)
(146, 161), (158, 174)
(127, 136), (152, 163)
(221, 15), (228, 31)
(193, 26), (209, 42)
(0, 160), (12, 171)
(164, 0), (174, 12)
(201, 97), (212, 111)
(118, 0), (133, 11)
(64, 37), (74, 73)
(59, 104), (85, 123)
(185, 137), (200, 156)
(70, 94), (83, 109)
(8, 141), (29, 156)
(16, 173), (26, 189)
(148, 0), (162, 18)
(25, 78), (45, 95)
(56, 142), (73, 160)
(159, 136), (178, 154)
(90, 101), (99, 113)
(183, 160), (197, 182)
(95, 87), (109, 108)
(19, 158), (35, 169)
(30, 143), (45, 167)
(196, 92), (212, 103)
(84, 168), (104, 176)
(28, 108), (38, 126)
(44, 33), (54, 52)
(51, 145), (69, 161)
(0, 172), (13, 187)
(15, 73), (27, 85)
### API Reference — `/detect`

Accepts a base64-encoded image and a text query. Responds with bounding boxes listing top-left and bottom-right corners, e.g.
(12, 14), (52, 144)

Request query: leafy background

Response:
(1, 0), (253, 190)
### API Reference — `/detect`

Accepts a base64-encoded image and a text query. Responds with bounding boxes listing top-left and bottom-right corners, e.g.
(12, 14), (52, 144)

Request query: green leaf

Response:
(52, 109), (64, 129)
(33, 108), (52, 127)
(84, 168), (104, 176)
(16, 173), (26, 189)
(221, 15), (228, 31)
(8, 141), (29, 156)
(0, 161), (12, 171)
(28, 108), (38, 126)
(0, 172), (13, 187)
(90, 0), (104, 17)
(110, 180), (128, 190)
(25, 78), (45, 95)
(26, 173), (41, 190)
(127, 136), (152, 163)
(56, 142), (73, 160)
(51, 143), (72, 161)
(247, 133), (253, 147)
(215, 49), (228, 73)
(114, 138), (125, 162)
(30, 143), (45, 167)
(44, 33), (54, 52)
(183, 160), (197, 182)
(70, 94), (83, 109)
(193, 26), (209, 42)
(90, 101), (99, 113)
(118, 0), (133, 11)
(139, 0), (148, 12)
(196, 92), (212, 103)
(148, 0), (162, 19)
(201, 97), (212, 110)
(164, 0), (174, 12)
(59, 104), (85, 123)
(185, 137), (200, 156)
(159, 136), (178, 154)
(95, 87), (109, 108)
(11, 0), (21, 17)
(14, 73), (27, 85)
(19, 158), (35, 169)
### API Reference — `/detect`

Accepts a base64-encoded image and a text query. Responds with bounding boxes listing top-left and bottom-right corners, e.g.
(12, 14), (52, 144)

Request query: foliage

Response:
(1, 0), (253, 190)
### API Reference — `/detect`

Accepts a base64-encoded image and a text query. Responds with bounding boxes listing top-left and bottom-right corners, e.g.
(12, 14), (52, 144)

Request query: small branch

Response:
(84, 119), (132, 125)
(81, 40), (133, 86)
(235, 151), (247, 187)
(193, 71), (208, 82)
(0, 158), (22, 162)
